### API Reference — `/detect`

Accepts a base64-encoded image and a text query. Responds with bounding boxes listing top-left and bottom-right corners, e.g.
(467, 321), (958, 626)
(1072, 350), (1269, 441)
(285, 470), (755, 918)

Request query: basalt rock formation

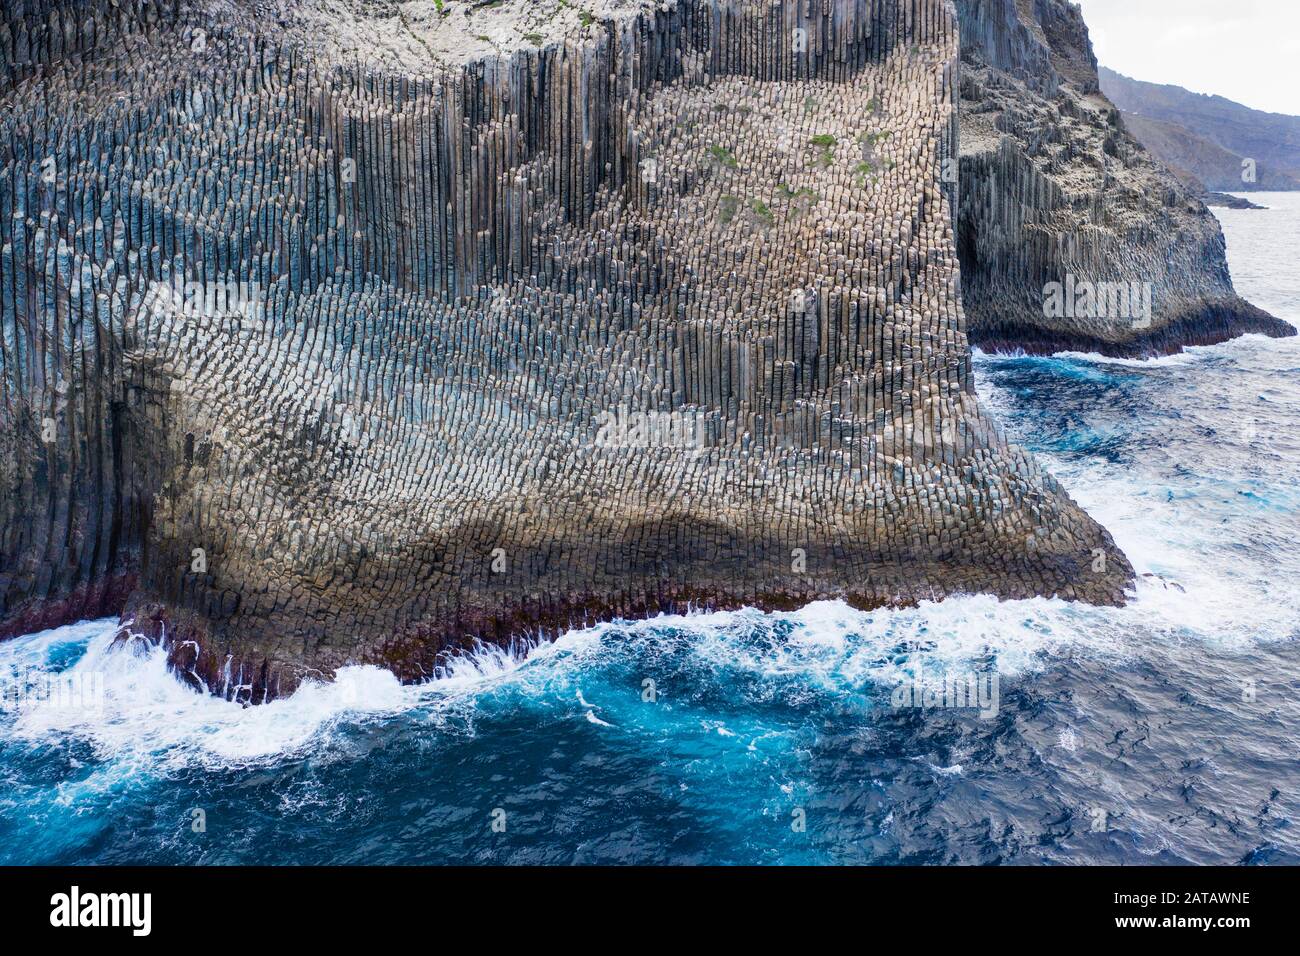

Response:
(0, 0), (1134, 701)
(953, 0), (1294, 357)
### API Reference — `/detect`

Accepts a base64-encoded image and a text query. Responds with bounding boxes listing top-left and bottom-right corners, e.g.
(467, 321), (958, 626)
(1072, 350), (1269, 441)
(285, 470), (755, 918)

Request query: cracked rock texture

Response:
(1, 0), (1132, 701)
(953, 0), (1294, 357)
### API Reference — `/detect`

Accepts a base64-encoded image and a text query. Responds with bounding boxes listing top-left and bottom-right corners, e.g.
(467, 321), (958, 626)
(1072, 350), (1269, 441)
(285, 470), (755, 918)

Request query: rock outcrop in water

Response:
(953, 0), (1294, 356)
(0, 0), (1135, 700)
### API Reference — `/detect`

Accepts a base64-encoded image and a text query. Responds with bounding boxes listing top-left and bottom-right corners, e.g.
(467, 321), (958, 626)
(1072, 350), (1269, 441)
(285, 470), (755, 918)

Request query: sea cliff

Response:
(954, 0), (1294, 356)
(3, 0), (1138, 699)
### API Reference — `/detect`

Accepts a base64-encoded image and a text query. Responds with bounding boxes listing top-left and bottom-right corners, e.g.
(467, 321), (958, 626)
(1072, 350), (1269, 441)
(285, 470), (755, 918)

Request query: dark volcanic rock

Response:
(1, 0), (1134, 701)
(954, 0), (1294, 357)
(1203, 192), (1266, 211)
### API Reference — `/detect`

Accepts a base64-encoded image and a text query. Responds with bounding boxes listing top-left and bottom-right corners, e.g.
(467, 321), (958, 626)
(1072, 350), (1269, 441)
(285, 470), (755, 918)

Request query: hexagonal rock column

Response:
(0, 0), (1132, 701)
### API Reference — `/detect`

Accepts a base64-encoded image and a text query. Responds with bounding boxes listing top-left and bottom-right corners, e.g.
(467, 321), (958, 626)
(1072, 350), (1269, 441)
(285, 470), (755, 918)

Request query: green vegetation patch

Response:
(809, 134), (837, 167)
(707, 145), (739, 168)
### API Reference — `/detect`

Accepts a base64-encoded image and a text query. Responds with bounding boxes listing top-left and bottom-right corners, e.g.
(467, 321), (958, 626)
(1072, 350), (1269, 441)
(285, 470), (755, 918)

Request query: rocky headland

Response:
(954, 0), (1293, 357)
(1202, 193), (1266, 211)
(1099, 66), (1300, 193)
(0, 0), (1259, 700)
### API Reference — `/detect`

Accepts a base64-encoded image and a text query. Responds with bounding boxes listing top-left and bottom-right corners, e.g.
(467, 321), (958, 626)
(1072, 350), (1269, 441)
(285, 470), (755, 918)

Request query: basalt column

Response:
(952, 0), (1293, 356)
(1, 0), (1133, 701)
(0, 1), (190, 636)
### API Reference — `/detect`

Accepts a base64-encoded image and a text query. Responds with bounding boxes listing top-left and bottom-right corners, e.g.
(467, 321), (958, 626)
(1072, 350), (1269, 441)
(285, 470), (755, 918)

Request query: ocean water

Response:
(1, 197), (1297, 866)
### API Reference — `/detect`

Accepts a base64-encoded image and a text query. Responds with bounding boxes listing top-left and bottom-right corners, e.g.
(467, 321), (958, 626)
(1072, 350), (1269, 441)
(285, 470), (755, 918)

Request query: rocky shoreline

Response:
(952, 0), (1293, 358)
(971, 297), (1293, 359)
(3, 0), (1277, 700)
(1203, 192), (1267, 210)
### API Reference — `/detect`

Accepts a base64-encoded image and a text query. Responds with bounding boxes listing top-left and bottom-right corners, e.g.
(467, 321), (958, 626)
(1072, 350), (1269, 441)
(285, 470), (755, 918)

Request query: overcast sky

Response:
(1074, 0), (1300, 116)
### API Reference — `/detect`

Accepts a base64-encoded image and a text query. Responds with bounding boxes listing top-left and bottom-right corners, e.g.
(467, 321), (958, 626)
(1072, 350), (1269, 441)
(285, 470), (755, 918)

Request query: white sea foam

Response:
(1037, 446), (1300, 646)
(1048, 349), (1200, 368)
(0, 615), (620, 770)
(5, 624), (408, 766)
(4, 325), (1296, 770)
(972, 344), (1202, 369)
(2, 549), (1275, 773)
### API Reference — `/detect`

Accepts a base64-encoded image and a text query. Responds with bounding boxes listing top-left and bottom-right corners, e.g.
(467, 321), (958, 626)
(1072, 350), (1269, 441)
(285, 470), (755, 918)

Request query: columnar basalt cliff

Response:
(953, 0), (1294, 356)
(1, 0), (1133, 701)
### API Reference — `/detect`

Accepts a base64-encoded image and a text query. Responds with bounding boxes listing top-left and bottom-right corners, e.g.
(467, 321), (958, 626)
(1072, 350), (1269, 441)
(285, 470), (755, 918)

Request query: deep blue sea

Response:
(2, 195), (1297, 865)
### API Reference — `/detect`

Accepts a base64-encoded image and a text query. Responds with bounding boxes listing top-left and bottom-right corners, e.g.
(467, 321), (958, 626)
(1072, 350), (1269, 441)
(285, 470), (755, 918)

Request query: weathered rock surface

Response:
(1, 0), (1133, 700)
(954, 0), (1295, 357)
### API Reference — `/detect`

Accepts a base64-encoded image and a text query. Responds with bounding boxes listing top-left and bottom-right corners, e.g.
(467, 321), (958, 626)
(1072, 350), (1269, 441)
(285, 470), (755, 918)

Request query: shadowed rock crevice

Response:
(2, 0), (1132, 701)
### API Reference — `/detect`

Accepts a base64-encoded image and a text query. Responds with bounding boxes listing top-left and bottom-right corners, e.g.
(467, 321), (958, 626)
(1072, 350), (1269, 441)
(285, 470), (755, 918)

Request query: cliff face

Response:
(0, 0), (1133, 701)
(953, 0), (1295, 356)
(1100, 66), (1300, 191)
(1115, 109), (1300, 196)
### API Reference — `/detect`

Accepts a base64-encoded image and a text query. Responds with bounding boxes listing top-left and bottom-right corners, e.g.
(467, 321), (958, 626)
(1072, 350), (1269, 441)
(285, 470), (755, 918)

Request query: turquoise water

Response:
(1, 197), (1297, 865)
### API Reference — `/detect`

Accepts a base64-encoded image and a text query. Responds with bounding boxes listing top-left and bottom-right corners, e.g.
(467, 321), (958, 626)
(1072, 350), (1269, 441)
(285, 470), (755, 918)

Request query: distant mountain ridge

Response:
(1099, 67), (1300, 192)
(1119, 110), (1300, 193)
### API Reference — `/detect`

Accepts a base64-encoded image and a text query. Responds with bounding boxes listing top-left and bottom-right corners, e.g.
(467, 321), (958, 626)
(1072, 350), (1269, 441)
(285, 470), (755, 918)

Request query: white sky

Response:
(1074, 0), (1300, 116)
